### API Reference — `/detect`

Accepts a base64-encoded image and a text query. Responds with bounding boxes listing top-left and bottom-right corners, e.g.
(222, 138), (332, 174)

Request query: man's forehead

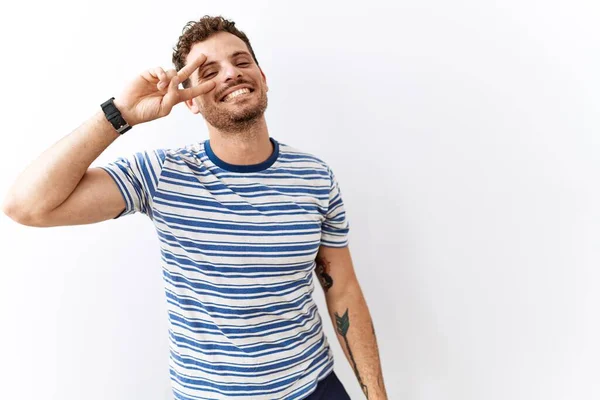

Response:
(186, 32), (249, 64)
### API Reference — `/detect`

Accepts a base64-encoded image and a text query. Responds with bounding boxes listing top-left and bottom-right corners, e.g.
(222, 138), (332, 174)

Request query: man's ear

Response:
(183, 74), (202, 114)
(185, 97), (201, 114)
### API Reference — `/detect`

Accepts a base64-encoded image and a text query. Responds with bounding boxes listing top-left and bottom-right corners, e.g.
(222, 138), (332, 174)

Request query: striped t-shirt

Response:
(99, 137), (350, 399)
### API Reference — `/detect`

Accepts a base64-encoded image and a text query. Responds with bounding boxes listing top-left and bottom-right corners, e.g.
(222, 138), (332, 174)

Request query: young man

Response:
(3, 15), (387, 400)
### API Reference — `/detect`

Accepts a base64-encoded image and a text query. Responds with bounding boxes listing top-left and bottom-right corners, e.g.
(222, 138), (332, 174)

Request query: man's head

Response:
(172, 16), (268, 133)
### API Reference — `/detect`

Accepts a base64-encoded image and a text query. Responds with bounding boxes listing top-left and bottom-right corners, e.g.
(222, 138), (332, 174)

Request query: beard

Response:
(199, 86), (268, 134)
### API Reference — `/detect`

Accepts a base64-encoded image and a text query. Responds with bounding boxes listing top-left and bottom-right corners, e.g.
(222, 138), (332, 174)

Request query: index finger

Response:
(176, 80), (216, 104)
(177, 53), (209, 82)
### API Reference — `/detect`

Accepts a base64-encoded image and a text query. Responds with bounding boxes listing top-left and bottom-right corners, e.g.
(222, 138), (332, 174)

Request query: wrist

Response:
(369, 391), (388, 400)
(100, 97), (134, 135)
(112, 98), (137, 127)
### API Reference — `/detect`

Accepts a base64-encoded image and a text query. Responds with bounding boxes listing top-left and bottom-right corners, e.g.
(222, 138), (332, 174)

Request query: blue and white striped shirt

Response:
(99, 137), (350, 399)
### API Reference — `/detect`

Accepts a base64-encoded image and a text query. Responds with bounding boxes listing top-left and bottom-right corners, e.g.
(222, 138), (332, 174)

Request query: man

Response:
(3, 15), (387, 400)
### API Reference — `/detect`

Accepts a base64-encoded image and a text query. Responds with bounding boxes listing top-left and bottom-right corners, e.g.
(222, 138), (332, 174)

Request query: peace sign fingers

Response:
(177, 53), (210, 84)
(177, 80), (217, 102)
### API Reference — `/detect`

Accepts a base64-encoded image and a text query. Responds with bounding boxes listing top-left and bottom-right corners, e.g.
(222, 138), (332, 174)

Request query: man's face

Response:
(185, 32), (268, 132)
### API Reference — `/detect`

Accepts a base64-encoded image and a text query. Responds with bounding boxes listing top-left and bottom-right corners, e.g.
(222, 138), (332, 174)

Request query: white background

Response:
(1, 1), (599, 399)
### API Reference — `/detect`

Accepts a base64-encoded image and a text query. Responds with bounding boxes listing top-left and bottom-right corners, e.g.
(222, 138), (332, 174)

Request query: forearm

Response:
(3, 110), (120, 218)
(325, 281), (387, 399)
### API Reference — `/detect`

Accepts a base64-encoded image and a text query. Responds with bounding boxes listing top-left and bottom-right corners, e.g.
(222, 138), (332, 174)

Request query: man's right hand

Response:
(113, 53), (216, 126)
(2, 53), (218, 227)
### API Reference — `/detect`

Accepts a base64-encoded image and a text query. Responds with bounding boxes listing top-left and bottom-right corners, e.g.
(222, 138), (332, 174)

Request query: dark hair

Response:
(172, 15), (260, 88)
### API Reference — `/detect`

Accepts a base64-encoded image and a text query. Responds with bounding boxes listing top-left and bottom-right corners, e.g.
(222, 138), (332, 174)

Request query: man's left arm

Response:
(315, 244), (388, 399)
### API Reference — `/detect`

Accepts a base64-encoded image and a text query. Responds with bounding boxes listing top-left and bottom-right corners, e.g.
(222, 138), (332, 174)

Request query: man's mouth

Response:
(221, 88), (254, 103)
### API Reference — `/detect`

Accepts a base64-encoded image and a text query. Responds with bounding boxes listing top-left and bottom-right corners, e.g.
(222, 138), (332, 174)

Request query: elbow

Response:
(2, 195), (20, 220)
(326, 277), (363, 305)
(2, 196), (43, 227)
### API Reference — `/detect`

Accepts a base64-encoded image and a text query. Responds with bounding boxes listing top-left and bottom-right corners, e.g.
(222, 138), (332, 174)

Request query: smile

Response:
(222, 88), (253, 102)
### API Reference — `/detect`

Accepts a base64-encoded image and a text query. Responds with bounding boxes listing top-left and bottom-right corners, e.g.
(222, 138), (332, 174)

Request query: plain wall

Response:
(1, 1), (599, 399)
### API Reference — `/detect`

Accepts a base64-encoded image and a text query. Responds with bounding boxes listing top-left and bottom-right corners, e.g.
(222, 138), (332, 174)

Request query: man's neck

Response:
(206, 117), (273, 166)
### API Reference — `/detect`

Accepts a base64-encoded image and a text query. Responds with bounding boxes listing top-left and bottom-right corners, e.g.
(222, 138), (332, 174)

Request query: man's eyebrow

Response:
(231, 50), (252, 58)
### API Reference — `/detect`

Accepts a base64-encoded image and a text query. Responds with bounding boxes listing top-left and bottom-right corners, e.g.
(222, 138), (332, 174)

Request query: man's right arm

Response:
(2, 110), (126, 227)
(2, 54), (216, 227)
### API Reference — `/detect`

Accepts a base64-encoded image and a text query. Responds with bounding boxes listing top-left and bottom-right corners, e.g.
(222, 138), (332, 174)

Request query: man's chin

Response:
(222, 100), (268, 122)
(201, 95), (268, 130)
(229, 108), (265, 123)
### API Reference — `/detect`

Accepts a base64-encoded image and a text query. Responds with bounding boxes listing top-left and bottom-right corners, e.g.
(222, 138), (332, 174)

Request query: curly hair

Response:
(172, 15), (260, 88)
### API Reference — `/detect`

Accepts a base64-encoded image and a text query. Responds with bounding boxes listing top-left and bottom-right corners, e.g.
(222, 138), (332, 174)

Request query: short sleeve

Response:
(98, 149), (166, 220)
(320, 167), (350, 247)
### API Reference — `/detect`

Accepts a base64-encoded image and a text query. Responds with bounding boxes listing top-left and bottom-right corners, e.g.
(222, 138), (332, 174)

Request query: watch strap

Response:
(101, 97), (131, 134)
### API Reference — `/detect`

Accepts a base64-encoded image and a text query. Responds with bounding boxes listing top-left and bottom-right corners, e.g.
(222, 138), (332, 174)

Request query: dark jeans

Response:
(304, 371), (351, 399)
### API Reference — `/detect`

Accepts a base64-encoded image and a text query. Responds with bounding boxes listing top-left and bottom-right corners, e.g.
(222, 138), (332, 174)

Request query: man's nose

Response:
(223, 64), (243, 82)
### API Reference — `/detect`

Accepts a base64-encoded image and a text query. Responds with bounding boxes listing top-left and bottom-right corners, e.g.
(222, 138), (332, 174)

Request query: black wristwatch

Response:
(101, 97), (132, 134)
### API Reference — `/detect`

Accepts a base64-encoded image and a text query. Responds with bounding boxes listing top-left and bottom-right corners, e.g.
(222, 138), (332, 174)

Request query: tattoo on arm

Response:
(315, 255), (333, 292)
(335, 308), (369, 398)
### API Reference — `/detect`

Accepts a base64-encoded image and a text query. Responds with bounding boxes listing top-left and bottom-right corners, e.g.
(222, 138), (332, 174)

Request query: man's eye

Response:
(203, 72), (217, 79)
(238, 62), (250, 67)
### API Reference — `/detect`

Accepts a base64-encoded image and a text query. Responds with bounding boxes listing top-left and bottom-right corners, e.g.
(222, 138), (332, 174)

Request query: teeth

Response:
(223, 88), (250, 102)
